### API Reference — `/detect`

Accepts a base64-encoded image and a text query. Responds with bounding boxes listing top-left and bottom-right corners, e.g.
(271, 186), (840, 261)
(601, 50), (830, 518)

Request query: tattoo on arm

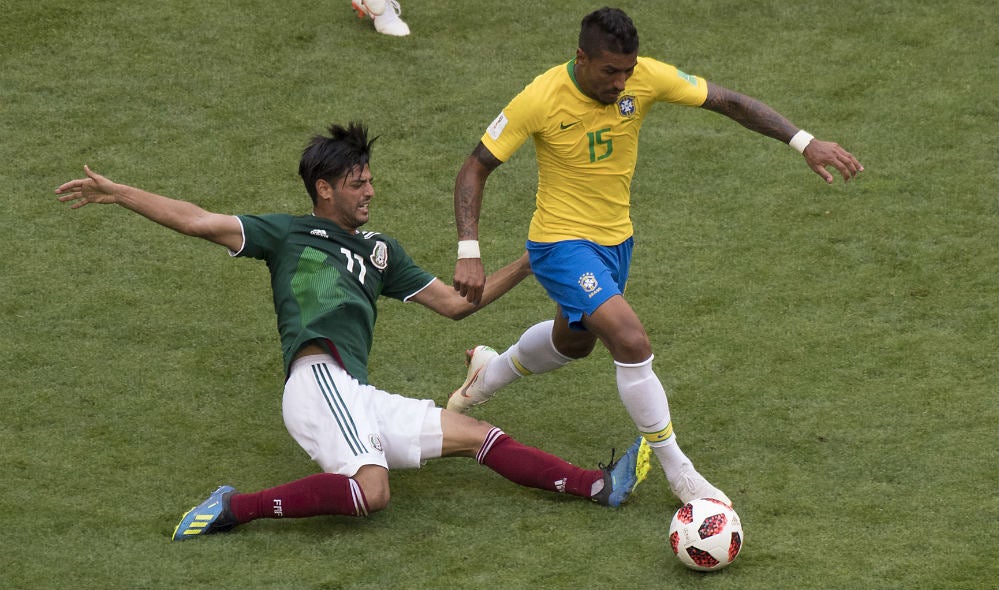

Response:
(701, 83), (797, 143)
(454, 181), (480, 240)
(455, 143), (502, 239)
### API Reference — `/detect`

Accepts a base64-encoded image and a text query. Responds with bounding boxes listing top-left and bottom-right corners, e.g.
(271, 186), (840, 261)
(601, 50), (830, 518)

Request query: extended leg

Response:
(585, 296), (731, 505)
(447, 318), (579, 412)
(440, 411), (650, 507)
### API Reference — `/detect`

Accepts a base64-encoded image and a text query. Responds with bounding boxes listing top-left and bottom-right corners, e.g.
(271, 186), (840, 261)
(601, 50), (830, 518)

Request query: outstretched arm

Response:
(452, 142), (503, 305)
(55, 166), (244, 251)
(701, 82), (864, 183)
(414, 252), (531, 320)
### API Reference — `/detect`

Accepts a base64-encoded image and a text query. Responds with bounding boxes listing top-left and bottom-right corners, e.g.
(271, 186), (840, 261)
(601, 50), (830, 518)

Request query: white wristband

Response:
(457, 240), (481, 259)
(789, 130), (814, 154)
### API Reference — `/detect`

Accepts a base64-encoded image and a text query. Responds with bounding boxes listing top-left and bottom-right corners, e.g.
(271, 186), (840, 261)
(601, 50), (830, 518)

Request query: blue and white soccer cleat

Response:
(592, 436), (652, 507)
(172, 485), (238, 541)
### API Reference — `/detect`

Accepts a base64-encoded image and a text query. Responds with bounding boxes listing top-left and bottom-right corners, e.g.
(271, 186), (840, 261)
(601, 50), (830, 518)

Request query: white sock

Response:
(481, 320), (572, 393)
(615, 356), (693, 478)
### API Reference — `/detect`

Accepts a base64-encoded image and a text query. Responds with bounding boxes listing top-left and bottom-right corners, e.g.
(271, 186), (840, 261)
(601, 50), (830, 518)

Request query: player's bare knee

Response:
(353, 465), (391, 512)
(607, 330), (652, 363)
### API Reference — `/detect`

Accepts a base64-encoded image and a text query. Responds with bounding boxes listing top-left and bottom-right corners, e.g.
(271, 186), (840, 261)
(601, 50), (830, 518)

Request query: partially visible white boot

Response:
(352, 0), (410, 37)
(447, 346), (499, 413)
(669, 464), (733, 507)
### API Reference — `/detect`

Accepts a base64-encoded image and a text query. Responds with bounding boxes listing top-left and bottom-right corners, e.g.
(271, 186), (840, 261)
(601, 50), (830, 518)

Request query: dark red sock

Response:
(229, 472), (369, 523)
(478, 429), (602, 498)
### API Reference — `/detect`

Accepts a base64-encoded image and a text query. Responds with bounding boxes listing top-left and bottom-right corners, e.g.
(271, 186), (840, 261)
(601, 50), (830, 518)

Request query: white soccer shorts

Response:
(282, 354), (444, 476)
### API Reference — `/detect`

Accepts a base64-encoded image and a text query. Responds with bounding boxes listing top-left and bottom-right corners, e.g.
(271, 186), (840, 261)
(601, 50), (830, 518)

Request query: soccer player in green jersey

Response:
(56, 122), (652, 540)
(448, 8), (864, 507)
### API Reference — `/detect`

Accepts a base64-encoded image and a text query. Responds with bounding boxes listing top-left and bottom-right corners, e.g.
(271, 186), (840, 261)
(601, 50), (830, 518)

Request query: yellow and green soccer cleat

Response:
(592, 436), (652, 507)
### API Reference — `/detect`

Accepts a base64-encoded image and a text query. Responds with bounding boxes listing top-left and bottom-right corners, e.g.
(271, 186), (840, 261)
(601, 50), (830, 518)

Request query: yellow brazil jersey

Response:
(481, 56), (708, 246)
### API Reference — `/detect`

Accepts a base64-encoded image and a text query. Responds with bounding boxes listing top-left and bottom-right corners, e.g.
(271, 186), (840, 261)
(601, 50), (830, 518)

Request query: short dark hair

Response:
(299, 122), (378, 204)
(578, 7), (639, 56)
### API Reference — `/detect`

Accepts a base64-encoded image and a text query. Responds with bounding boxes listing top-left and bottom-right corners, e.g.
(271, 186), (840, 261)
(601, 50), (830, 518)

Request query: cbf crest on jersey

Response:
(617, 95), (637, 118)
(369, 240), (389, 270)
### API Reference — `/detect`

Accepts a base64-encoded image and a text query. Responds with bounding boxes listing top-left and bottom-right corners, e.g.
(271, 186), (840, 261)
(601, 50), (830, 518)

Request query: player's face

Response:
(318, 164), (374, 231)
(574, 47), (637, 105)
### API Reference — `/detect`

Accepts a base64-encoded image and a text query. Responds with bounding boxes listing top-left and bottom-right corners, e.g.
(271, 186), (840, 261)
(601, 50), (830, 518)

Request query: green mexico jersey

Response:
(235, 213), (435, 384)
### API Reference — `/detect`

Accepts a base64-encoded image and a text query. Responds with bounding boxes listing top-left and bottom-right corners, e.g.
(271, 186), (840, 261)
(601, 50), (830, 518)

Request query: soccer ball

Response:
(668, 498), (743, 571)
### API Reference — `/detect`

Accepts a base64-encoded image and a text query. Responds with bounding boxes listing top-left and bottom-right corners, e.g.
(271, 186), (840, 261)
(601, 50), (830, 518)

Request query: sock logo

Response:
(643, 422), (674, 444)
(273, 499), (284, 517)
(555, 478), (567, 493)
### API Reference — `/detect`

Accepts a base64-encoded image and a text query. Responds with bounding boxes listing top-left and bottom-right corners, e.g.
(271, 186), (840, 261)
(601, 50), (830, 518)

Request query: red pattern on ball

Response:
(676, 502), (694, 524)
(728, 531), (742, 562)
(686, 546), (721, 568)
(669, 531), (680, 555)
(698, 513), (728, 539)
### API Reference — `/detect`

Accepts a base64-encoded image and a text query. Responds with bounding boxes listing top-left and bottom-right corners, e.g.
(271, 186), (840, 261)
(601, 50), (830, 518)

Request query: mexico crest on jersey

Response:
(369, 240), (388, 270)
(617, 95), (637, 118)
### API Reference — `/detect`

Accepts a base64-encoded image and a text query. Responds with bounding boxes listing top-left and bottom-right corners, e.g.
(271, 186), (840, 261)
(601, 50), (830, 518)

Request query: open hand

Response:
(55, 165), (120, 208)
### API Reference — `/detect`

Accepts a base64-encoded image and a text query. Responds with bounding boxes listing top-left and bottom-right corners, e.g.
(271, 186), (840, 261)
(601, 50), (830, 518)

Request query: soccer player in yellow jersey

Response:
(447, 7), (863, 507)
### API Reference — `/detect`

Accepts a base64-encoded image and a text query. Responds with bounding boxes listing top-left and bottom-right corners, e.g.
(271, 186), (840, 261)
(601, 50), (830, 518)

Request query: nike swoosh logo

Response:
(458, 367), (485, 398)
(559, 121), (581, 130)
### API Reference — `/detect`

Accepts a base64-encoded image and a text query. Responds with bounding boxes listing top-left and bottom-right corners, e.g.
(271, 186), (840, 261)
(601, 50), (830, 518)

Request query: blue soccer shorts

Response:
(526, 237), (634, 331)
